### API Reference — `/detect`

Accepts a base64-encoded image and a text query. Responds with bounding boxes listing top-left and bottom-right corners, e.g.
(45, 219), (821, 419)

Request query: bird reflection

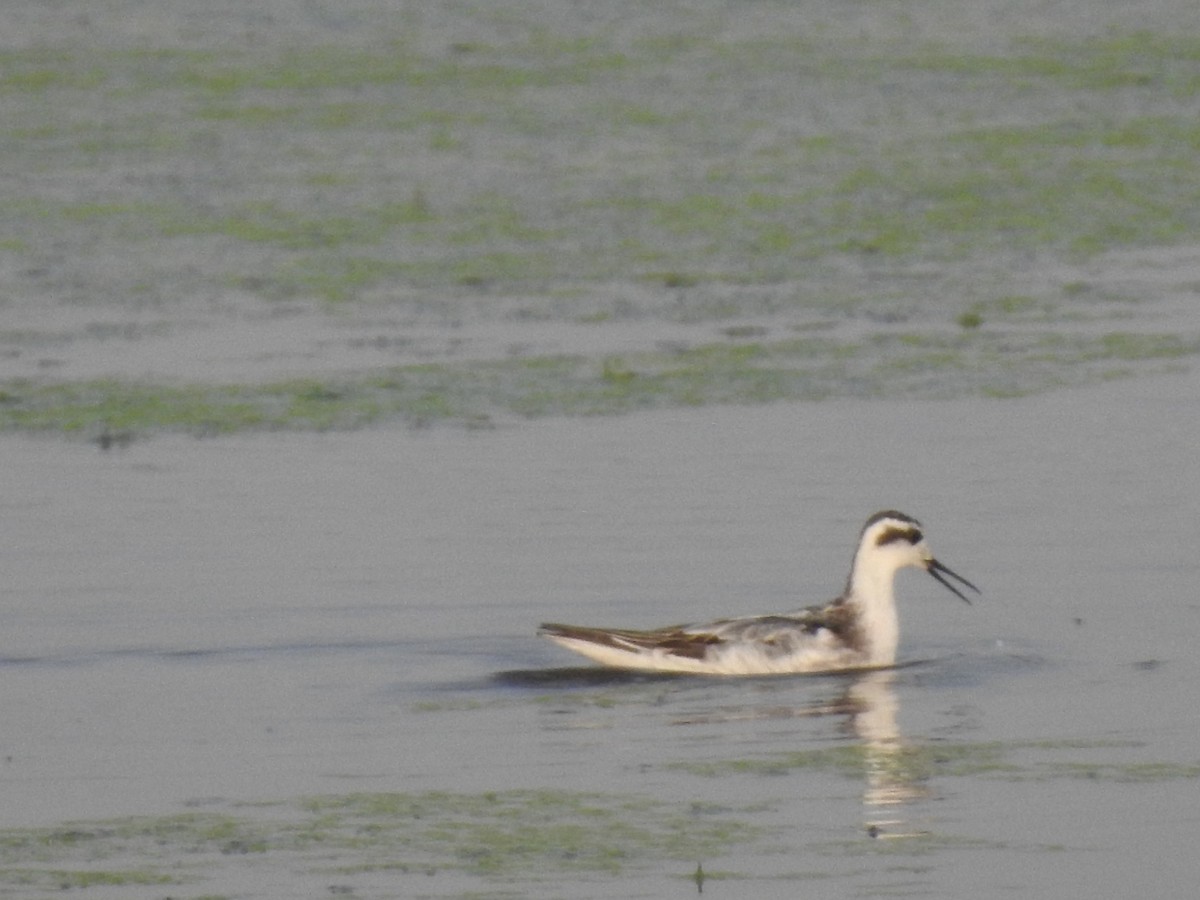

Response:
(844, 669), (929, 837)
(658, 668), (930, 838)
(511, 663), (931, 838)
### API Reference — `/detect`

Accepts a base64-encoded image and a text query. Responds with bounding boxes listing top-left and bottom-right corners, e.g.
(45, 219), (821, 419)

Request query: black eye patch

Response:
(876, 526), (922, 546)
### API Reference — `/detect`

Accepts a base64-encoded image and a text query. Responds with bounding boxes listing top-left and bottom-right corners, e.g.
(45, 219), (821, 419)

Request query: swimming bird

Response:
(539, 510), (978, 675)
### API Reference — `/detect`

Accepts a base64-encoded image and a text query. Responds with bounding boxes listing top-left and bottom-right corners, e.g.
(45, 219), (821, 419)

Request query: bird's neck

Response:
(846, 560), (900, 666)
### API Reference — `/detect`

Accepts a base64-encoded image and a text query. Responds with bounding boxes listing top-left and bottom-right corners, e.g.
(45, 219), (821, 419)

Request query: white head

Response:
(850, 510), (978, 601)
(846, 510), (979, 665)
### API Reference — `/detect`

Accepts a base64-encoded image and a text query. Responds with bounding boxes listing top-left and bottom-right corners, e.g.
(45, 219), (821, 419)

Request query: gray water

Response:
(5, 0), (1200, 895)
(3, 369), (1198, 897)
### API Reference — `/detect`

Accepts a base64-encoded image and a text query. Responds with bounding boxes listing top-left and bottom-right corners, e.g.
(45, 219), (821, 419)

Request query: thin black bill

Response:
(927, 558), (981, 605)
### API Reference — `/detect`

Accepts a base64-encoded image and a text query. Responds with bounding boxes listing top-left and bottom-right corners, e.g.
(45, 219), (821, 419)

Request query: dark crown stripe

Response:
(863, 509), (920, 530)
(875, 525), (923, 546)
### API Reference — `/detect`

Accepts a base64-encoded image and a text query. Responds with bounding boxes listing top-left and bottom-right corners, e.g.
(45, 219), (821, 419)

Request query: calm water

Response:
(5, 0), (1200, 895)
(3, 369), (1198, 897)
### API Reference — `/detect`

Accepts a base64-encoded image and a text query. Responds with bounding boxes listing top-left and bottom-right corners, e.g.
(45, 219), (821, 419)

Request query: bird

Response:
(538, 510), (978, 675)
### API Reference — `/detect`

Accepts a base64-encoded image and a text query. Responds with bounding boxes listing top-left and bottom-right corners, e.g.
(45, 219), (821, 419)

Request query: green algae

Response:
(6, 7), (1200, 440)
(7, 21), (1200, 299)
(1, 328), (1196, 438)
(0, 741), (1194, 894)
(0, 867), (179, 890)
(668, 738), (1200, 785)
(0, 791), (762, 893)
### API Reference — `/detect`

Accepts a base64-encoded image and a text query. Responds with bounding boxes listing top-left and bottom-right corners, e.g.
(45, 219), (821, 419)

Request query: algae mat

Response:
(2, 736), (1197, 898)
(3, 0), (1200, 435)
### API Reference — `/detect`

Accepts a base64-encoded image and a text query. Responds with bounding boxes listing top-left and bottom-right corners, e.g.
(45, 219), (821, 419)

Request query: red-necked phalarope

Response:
(539, 510), (979, 675)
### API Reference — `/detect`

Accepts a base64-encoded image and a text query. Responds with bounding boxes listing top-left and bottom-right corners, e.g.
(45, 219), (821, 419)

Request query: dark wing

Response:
(539, 622), (720, 660)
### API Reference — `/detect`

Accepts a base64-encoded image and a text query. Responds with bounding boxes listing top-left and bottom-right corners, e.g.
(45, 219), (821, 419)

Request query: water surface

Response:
(3, 370), (1198, 897)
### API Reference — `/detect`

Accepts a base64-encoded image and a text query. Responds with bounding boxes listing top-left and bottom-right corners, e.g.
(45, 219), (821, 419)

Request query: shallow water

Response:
(4, 1), (1200, 894)
(3, 369), (1199, 897)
